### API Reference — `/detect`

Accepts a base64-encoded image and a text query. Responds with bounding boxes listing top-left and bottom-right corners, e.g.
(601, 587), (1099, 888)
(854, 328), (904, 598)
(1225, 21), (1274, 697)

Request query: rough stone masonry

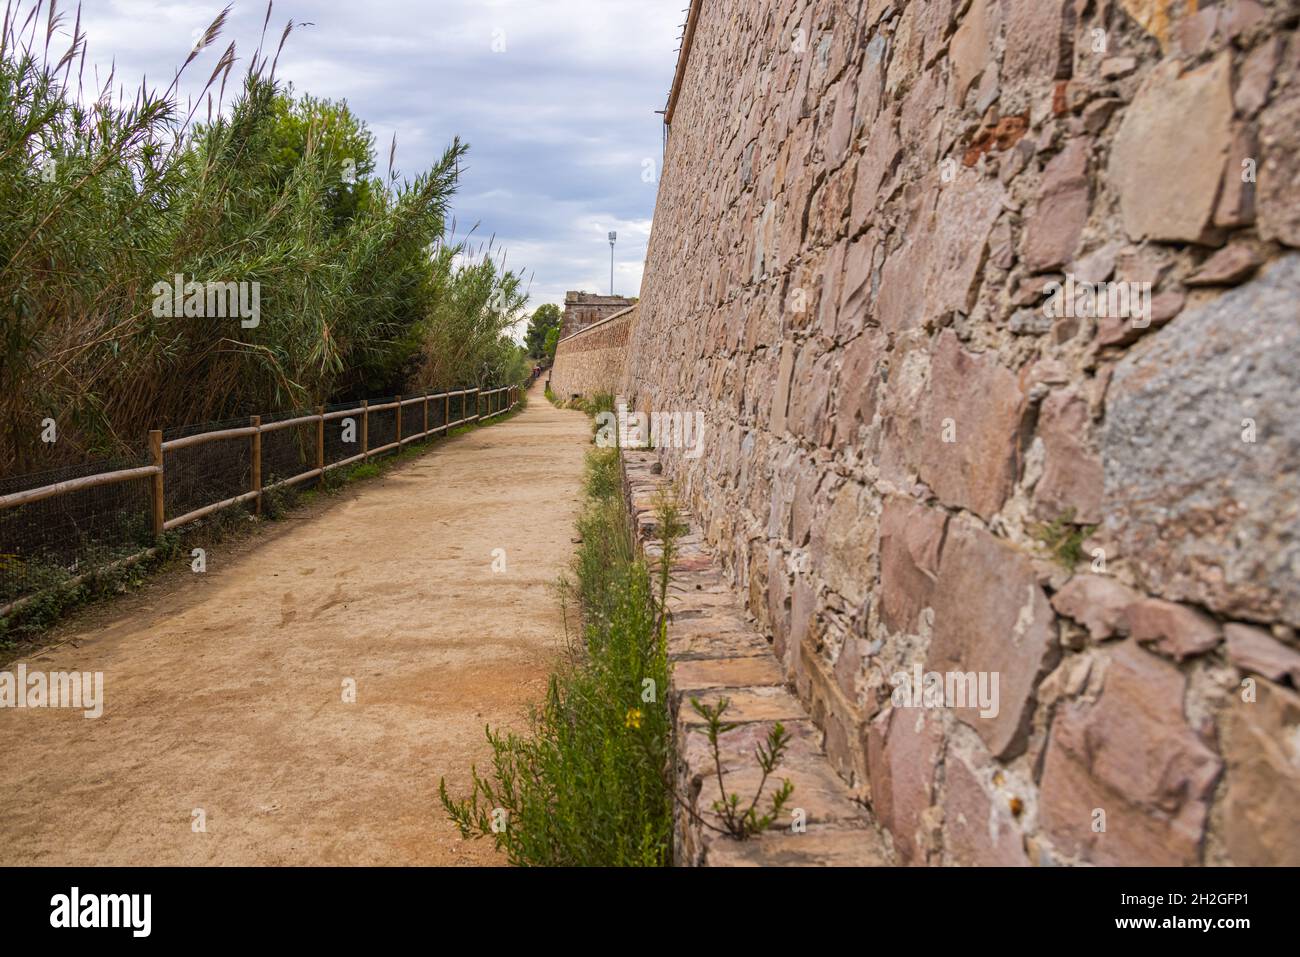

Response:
(550, 304), (639, 400)
(624, 0), (1300, 865)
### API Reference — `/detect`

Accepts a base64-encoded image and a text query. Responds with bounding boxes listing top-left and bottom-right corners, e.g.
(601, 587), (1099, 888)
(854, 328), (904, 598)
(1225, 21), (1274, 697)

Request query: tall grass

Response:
(440, 447), (674, 866)
(0, 1), (530, 476)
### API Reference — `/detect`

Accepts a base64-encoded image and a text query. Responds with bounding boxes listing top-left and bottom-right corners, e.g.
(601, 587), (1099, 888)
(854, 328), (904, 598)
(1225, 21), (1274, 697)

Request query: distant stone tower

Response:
(560, 291), (636, 339)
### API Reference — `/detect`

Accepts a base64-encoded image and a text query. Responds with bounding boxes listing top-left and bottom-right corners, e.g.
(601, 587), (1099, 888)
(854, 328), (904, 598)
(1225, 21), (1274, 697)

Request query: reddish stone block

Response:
(917, 331), (1026, 521)
(878, 496), (948, 634)
(927, 520), (1059, 758)
(1039, 641), (1221, 865)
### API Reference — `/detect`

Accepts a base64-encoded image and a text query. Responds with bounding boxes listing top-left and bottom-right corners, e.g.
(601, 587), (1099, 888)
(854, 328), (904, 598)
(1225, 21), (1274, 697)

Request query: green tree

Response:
(260, 89), (378, 229)
(524, 303), (562, 359)
(543, 326), (561, 362)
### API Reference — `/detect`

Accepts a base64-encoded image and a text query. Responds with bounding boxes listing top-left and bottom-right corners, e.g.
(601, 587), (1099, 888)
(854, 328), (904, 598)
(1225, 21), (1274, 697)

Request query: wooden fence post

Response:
(316, 406), (325, 471)
(396, 395), (403, 445)
(423, 393), (429, 436)
(361, 400), (369, 460)
(149, 429), (164, 539)
(250, 415), (262, 516)
(445, 391), (451, 430)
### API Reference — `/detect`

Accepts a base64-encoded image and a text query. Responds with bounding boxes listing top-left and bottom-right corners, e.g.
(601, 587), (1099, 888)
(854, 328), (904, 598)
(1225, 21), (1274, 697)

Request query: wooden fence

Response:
(0, 385), (521, 617)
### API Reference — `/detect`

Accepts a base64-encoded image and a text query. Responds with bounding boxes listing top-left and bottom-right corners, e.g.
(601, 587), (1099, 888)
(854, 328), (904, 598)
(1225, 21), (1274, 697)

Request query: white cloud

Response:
(68, 0), (683, 309)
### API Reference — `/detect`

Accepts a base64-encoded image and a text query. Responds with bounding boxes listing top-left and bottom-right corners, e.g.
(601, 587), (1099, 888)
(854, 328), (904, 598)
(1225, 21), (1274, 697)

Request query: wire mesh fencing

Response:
(261, 409), (318, 489)
(0, 385), (521, 617)
(323, 402), (365, 468)
(0, 456), (155, 607)
(163, 417), (254, 525)
(367, 398), (399, 454)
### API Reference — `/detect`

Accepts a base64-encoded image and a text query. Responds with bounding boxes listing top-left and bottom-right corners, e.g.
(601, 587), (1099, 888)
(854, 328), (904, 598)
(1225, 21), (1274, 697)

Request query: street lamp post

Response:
(608, 231), (617, 296)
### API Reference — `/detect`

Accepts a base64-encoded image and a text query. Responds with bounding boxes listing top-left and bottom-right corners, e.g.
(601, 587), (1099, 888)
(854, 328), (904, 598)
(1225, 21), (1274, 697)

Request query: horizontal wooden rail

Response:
(162, 425), (258, 452)
(0, 464), (160, 512)
(164, 489), (260, 531)
(264, 467), (323, 493)
(322, 407), (363, 422)
(259, 413), (320, 434)
(0, 546), (160, 620)
(325, 451), (367, 472)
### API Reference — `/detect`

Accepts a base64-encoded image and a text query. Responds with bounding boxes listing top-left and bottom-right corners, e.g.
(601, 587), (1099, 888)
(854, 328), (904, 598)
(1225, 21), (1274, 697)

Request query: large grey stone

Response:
(1102, 254), (1300, 627)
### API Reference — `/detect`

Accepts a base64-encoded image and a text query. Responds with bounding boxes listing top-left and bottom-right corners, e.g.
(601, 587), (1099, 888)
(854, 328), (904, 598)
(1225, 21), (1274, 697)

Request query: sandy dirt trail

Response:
(0, 381), (589, 865)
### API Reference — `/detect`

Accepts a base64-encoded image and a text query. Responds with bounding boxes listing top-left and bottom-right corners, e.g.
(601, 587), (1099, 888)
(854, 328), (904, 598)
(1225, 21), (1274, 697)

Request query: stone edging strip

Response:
(622, 450), (891, 866)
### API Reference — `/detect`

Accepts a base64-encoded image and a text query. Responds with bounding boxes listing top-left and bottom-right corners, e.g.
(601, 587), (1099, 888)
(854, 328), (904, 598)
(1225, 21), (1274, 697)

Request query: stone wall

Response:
(626, 0), (1300, 865)
(550, 305), (638, 400)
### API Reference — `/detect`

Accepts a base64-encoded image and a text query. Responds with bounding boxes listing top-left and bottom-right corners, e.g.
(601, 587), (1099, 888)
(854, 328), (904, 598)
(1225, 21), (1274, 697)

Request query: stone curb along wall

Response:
(549, 305), (639, 400)
(625, 0), (1300, 866)
(623, 450), (891, 865)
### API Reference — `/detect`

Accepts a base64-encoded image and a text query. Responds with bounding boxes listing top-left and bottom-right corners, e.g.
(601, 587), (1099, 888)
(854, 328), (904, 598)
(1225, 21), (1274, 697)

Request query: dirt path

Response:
(0, 381), (589, 865)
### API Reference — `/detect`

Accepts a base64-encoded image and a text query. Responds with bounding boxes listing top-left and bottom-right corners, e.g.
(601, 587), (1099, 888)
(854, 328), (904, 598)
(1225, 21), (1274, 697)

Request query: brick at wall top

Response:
(560, 291), (636, 339)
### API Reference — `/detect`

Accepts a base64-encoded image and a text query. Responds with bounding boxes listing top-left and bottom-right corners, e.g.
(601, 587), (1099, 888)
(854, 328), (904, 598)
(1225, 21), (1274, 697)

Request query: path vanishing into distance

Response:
(0, 381), (590, 865)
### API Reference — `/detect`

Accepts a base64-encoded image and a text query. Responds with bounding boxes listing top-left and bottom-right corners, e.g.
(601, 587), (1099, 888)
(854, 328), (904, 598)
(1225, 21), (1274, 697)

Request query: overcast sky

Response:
(69, 0), (683, 316)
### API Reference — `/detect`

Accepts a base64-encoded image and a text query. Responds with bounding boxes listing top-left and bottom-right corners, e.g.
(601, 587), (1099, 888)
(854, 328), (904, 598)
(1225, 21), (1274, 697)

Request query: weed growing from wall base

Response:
(690, 697), (795, 839)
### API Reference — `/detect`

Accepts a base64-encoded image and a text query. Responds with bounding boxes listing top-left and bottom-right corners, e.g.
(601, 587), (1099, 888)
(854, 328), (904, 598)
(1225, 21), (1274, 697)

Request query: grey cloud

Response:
(79, 0), (682, 313)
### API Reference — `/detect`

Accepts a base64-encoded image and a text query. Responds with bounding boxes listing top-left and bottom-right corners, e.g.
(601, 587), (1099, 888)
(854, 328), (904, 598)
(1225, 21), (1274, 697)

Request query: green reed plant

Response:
(0, 1), (531, 477)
